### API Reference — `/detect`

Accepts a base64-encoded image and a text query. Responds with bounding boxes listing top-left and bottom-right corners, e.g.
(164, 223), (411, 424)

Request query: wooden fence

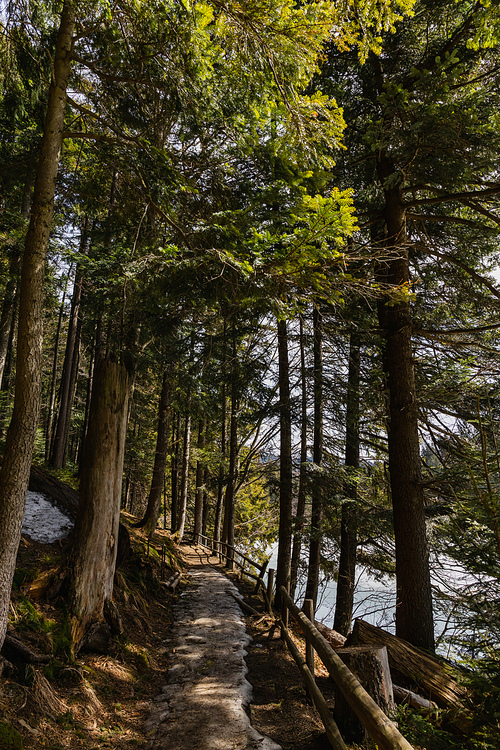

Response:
(193, 532), (269, 593)
(277, 585), (414, 750)
(189, 536), (413, 750)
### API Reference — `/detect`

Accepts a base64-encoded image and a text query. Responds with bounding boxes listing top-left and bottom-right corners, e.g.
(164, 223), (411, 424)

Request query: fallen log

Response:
(393, 684), (438, 714)
(229, 592), (260, 616)
(2, 631), (51, 664)
(161, 571), (181, 590)
(349, 619), (467, 710)
(314, 621), (347, 649)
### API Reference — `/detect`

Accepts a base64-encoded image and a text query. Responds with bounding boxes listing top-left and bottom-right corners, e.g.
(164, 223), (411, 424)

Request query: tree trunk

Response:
(290, 314), (308, 600)
(202, 465), (210, 536)
(275, 317), (293, 608)
(134, 366), (172, 537)
(194, 417), (207, 542)
(0, 164), (35, 388)
(334, 329), (360, 636)
(223, 328), (239, 567)
(170, 410), (180, 533)
(0, 292), (18, 441)
(50, 222), (88, 468)
(304, 304), (323, 610)
(67, 356), (130, 651)
(45, 277), (69, 460)
(376, 159), (434, 651)
(0, 0), (75, 652)
(0, 254), (22, 388)
(77, 317), (101, 470)
(176, 414), (192, 540)
(214, 327), (227, 548)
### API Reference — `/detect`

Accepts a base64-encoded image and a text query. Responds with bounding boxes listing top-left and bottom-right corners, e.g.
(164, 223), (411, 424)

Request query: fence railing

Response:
(278, 585), (414, 750)
(193, 532), (269, 593)
(190, 536), (412, 750)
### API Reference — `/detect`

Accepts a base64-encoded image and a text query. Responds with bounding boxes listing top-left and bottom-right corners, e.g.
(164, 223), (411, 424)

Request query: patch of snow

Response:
(22, 491), (74, 543)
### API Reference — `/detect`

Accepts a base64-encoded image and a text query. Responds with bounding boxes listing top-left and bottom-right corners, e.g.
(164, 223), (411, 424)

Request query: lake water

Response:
(264, 544), (490, 658)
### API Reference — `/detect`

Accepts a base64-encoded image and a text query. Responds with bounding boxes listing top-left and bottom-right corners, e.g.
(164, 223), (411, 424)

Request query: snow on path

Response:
(145, 546), (281, 750)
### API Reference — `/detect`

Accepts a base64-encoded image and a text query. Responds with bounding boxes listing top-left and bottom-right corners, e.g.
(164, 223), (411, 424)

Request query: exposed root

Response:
(81, 680), (103, 715)
(31, 668), (68, 719)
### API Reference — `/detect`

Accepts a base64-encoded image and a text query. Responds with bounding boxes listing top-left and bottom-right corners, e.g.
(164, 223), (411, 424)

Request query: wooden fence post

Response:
(303, 598), (315, 678)
(281, 627), (347, 750)
(279, 586), (414, 750)
(280, 582), (290, 639)
(266, 569), (275, 614)
(254, 558), (268, 594)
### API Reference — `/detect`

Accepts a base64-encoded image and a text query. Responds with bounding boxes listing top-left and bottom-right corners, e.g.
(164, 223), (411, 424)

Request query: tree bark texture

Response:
(334, 330), (360, 636)
(376, 160), (434, 650)
(176, 414), (191, 540)
(304, 304), (323, 611)
(67, 356), (130, 650)
(134, 366), (172, 536)
(0, 0), (75, 652)
(275, 317), (293, 607)
(214, 331), (227, 547)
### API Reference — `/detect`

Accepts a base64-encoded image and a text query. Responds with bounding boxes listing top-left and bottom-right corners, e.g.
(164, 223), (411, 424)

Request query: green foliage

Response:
(12, 568), (32, 590)
(395, 705), (461, 750)
(464, 647), (500, 748)
(14, 597), (54, 636)
(234, 451), (279, 560)
(0, 723), (23, 750)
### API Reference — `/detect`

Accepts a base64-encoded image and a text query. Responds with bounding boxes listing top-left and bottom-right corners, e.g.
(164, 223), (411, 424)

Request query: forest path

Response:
(144, 544), (281, 750)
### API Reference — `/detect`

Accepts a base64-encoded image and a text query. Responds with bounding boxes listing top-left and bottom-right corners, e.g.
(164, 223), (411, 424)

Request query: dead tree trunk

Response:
(67, 356), (130, 652)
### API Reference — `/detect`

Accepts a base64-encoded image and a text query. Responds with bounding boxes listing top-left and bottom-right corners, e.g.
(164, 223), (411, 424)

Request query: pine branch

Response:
(423, 248), (500, 299)
(406, 212), (492, 231)
(405, 185), (500, 211)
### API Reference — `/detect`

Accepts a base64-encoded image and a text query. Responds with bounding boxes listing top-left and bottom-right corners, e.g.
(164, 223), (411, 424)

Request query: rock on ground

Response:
(145, 547), (281, 750)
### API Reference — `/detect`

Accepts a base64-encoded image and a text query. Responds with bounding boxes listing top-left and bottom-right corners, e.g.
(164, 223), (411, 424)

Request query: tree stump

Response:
(333, 645), (394, 747)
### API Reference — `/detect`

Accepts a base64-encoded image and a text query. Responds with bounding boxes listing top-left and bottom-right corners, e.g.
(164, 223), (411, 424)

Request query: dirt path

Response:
(144, 544), (281, 750)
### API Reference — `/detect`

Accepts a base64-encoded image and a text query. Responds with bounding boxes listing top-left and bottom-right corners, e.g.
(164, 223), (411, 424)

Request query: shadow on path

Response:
(145, 544), (281, 750)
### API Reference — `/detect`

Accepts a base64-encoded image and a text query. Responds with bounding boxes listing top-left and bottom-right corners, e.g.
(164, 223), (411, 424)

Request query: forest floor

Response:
(0, 518), (338, 750)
